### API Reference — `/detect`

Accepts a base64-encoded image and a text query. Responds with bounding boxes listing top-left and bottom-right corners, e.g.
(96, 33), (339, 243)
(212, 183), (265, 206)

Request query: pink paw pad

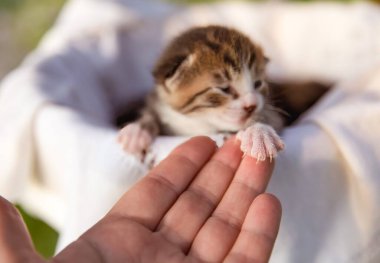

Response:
(118, 123), (153, 158)
(236, 123), (284, 161)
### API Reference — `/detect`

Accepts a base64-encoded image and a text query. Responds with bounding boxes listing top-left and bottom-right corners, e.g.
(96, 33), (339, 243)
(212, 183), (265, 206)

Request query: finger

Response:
(189, 156), (274, 262)
(157, 138), (243, 252)
(224, 194), (282, 263)
(0, 196), (43, 263)
(109, 136), (217, 230)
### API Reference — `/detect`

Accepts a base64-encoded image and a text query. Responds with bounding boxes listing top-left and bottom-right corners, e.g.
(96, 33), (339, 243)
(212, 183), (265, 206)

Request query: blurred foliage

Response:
(16, 205), (59, 258)
(14, 0), (66, 50)
(0, 0), (66, 78)
(169, 0), (362, 3)
(169, 0), (222, 3)
(0, 0), (24, 10)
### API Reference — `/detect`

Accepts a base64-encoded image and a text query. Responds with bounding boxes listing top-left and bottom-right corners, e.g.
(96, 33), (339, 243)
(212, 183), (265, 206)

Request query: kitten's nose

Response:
(244, 105), (256, 114)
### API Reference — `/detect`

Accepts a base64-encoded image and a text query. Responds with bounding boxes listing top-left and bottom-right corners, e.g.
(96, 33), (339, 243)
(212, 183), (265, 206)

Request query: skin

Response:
(0, 136), (281, 263)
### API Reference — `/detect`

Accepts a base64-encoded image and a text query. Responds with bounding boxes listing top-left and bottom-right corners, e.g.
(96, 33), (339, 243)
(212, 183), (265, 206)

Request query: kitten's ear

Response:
(153, 53), (196, 91)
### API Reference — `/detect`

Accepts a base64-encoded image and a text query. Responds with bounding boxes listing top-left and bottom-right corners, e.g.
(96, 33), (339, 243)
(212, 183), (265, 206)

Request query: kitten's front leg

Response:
(236, 123), (285, 161)
(118, 108), (159, 160)
(118, 123), (153, 159)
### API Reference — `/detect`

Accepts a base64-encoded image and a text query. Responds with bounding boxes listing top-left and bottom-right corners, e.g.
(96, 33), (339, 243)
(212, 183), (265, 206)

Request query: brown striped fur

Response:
(153, 26), (268, 110)
(126, 25), (282, 137)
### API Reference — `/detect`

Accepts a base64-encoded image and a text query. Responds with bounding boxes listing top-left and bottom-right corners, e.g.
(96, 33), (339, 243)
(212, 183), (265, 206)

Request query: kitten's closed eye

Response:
(218, 86), (239, 99)
(219, 86), (232, 94)
(207, 93), (227, 106)
(254, 80), (262, 89)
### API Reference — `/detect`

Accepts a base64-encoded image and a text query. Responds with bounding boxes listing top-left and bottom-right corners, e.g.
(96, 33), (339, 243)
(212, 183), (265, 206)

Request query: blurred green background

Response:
(0, 0), (66, 79)
(0, 0), (377, 259)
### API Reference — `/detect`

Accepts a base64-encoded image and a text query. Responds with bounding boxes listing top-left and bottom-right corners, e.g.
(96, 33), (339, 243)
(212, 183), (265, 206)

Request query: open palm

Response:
(0, 137), (281, 263)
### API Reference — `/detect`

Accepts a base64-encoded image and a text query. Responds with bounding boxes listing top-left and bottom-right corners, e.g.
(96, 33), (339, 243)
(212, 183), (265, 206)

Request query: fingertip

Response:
(222, 135), (243, 153)
(0, 195), (18, 216)
(212, 136), (244, 166)
(190, 136), (219, 148)
(174, 136), (217, 152)
(0, 197), (30, 236)
(225, 135), (239, 146)
(0, 196), (37, 257)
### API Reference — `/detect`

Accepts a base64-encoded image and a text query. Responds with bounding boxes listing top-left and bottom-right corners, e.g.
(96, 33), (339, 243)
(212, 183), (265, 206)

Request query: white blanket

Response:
(1, 0), (380, 262)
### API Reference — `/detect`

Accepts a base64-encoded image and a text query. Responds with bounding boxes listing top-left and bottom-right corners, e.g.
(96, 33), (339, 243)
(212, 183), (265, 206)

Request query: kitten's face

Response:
(153, 26), (269, 133)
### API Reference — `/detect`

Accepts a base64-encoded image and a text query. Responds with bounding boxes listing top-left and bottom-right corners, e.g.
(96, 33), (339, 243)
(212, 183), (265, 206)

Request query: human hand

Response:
(0, 136), (281, 263)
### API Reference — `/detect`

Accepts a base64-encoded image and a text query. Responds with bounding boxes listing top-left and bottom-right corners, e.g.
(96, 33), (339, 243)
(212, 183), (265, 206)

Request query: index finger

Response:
(109, 136), (217, 230)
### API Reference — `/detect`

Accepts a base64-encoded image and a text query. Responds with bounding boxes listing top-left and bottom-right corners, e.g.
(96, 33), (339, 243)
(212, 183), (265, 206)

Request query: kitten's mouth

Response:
(238, 113), (253, 124)
(223, 111), (253, 126)
(238, 109), (255, 121)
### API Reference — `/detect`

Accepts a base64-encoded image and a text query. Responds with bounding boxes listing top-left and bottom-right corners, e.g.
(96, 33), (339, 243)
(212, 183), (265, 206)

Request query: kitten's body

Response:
(118, 26), (284, 160)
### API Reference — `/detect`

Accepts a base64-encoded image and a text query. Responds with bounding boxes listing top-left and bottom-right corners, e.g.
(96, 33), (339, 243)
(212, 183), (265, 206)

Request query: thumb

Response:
(0, 196), (44, 263)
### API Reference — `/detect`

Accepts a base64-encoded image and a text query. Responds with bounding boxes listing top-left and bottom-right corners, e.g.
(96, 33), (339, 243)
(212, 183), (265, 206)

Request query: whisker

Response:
(266, 104), (289, 117)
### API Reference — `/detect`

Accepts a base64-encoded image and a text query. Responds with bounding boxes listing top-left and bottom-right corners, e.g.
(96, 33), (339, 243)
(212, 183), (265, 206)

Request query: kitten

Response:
(118, 25), (284, 161)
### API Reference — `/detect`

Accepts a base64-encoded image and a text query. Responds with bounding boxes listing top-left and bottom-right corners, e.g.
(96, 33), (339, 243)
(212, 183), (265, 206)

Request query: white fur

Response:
(237, 67), (253, 92)
(229, 93), (264, 112)
(237, 122), (284, 161)
(229, 66), (265, 111)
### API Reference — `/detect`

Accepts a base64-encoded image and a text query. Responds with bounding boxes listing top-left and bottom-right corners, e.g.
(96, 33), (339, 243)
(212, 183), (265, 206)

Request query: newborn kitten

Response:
(118, 25), (284, 161)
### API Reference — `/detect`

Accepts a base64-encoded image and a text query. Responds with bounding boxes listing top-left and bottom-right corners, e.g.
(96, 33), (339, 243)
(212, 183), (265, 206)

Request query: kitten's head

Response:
(153, 25), (269, 133)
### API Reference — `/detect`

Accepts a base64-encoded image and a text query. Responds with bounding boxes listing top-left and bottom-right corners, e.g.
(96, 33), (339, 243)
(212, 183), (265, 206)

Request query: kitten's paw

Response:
(118, 123), (153, 158)
(236, 123), (284, 161)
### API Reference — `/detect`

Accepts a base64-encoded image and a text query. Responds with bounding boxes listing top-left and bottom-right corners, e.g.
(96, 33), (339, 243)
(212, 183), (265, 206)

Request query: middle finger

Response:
(156, 138), (243, 252)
